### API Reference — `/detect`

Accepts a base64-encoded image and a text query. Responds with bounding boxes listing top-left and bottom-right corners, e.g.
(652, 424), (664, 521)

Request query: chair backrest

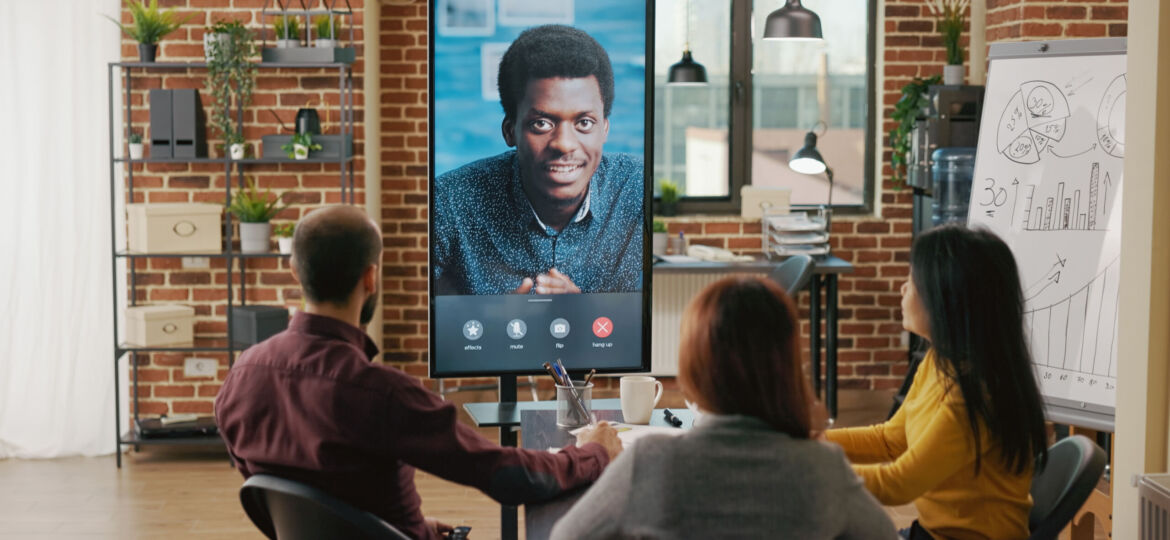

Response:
(239, 474), (411, 540)
(769, 254), (815, 296)
(1028, 435), (1107, 540)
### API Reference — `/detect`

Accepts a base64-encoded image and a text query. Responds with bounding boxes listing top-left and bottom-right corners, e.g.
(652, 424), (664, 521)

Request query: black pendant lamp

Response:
(763, 0), (824, 41)
(668, 0), (708, 85)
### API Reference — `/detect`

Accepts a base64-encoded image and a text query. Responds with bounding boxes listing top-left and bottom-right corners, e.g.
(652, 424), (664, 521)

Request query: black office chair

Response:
(1028, 435), (1107, 540)
(240, 474), (411, 540)
(769, 254), (815, 296)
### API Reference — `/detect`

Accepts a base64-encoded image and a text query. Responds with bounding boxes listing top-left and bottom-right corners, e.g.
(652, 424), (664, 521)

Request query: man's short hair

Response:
(497, 24), (615, 123)
(292, 206), (382, 305)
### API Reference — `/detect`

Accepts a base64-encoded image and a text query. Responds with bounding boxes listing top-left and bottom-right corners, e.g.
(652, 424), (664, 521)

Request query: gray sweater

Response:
(550, 414), (896, 540)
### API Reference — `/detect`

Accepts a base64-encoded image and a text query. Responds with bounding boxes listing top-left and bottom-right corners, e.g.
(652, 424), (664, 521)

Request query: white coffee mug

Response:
(620, 376), (663, 424)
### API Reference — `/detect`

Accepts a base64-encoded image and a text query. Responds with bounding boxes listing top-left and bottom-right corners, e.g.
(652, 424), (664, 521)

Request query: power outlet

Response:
(184, 357), (218, 378)
(182, 257), (210, 269)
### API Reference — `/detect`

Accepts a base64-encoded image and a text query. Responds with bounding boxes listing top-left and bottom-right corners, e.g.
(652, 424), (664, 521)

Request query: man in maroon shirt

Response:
(215, 206), (621, 539)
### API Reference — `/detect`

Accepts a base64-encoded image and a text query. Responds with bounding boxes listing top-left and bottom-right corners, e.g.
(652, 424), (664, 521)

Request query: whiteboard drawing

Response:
(969, 50), (1125, 410)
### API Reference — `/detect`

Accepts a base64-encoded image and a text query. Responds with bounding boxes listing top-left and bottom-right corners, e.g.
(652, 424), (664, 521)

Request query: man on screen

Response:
(433, 24), (644, 295)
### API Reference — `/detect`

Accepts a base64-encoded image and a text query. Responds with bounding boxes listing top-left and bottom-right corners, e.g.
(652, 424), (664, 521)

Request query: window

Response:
(653, 0), (877, 212)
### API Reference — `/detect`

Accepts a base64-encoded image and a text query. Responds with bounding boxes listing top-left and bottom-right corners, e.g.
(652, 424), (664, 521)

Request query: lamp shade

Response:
(763, 0), (824, 41)
(789, 131), (827, 175)
(667, 50), (708, 85)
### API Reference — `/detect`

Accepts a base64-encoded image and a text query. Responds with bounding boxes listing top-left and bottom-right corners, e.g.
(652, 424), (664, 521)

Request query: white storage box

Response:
(127, 203), (222, 254)
(125, 305), (195, 347)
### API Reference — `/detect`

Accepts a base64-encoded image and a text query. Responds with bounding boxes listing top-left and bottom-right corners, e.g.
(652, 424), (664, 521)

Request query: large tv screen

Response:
(429, 0), (653, 378)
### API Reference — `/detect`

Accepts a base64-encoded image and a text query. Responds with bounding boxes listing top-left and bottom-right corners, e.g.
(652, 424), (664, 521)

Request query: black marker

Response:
(663, 409), (683, 428)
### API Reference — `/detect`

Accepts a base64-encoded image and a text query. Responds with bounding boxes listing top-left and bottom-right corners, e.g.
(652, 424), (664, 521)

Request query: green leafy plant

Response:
(281, 132), (323, 159)
(314, 15), (341, 39)
(652, 220), (667, 233)
(274, 222), (296, 238)
(928, 0), (969, 66)
(659, 179), (680, 204)
(128, 131), (143, 144)
(273, 15), (300, 41)
(889, 75), (941, 187)
(229, 177), (288, 223)
(205, 22), (257, 156)
(104, 0), (193, 45)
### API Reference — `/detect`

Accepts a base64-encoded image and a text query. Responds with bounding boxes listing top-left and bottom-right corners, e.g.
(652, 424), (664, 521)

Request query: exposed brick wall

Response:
(987, 0), (1128, 42)
(118, 1), (366, 419)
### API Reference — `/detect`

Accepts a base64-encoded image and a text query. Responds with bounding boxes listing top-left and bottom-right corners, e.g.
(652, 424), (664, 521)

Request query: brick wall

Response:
(987, 0), (1127, 42)
(118, 0), (366, 418)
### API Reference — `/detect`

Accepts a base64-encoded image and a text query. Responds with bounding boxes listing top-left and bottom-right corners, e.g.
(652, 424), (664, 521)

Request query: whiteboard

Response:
(967, 38), (1126, 429)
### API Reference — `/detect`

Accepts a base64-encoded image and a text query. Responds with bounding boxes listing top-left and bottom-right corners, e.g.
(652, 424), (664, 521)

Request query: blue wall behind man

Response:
(433, 1), (647, 177)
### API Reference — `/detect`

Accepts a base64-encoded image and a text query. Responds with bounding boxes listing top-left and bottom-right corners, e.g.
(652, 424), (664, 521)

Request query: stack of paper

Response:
(763, 211), (830, 257)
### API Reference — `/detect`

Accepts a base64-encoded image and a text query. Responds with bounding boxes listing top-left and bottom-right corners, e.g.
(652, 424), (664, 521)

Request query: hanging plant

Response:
(204, 21), (257, 157)
(888, 74), (941, 188)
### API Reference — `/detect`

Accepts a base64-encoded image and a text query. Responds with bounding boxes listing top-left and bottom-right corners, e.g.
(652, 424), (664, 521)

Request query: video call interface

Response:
(429, 0), (650, 377)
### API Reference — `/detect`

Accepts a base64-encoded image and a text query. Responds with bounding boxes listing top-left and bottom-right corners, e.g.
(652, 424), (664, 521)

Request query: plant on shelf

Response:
(273, 15), (301, 48)
(229, 177), (289, 253)
(128, 131), (144, 160)
(204, 19), (247, 61)
(652, 219), (668, 256)
(313, 15), (342, 48)
(282, 132), (322, 160)
(104, 0), (193, 63)
(274, 222), (296, 255)
(226, 130), (247, 160)
(928, 0), (969, 84)
(205, 23), (257, 160)
(889, 74), (941, 189)
(658, 179), (680, 217)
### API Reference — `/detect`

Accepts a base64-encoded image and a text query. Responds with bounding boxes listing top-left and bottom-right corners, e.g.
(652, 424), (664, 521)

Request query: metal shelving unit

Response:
(108, 60), (354, 466)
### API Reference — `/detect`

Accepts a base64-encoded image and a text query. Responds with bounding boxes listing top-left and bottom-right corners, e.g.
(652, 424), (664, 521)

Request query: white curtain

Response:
(0, 0), (121, 458)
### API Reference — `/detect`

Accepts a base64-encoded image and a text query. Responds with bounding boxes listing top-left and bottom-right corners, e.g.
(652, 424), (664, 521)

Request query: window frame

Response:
(664, 0), (878, 216)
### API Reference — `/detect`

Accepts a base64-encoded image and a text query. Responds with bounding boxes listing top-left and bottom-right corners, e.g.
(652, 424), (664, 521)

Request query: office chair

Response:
(1028, 435), (1107, 540)
(240, 474), (411, 540)
(769, 254), (815, 296)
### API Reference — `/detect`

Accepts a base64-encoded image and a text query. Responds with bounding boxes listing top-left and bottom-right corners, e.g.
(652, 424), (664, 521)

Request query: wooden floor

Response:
(0, 389), (916, 539)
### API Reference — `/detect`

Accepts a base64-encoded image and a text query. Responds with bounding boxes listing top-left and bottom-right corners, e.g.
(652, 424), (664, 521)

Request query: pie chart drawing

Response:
(997, 81), (1071, 164)
(1097, 75), (1126, 158)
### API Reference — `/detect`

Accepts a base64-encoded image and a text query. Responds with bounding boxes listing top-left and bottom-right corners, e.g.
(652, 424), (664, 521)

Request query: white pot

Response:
(943, 64), (964, 86)
(229, 143), (246, 160)
(278, 237), (293, 255)
(239, 222), (271, 254)
(293, 143), (309, 160)
(652, 232), (668, 256)
(203, 33), (231, 60)
(276, 39), (301, 49)
(128, 143), (144, 160)
(315, 38), (338, 48)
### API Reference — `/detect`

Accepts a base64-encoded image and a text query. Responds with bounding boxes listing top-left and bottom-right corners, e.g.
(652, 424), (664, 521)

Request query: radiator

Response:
(1141, 474), (1170, 539)
(650, 270), (767, 375)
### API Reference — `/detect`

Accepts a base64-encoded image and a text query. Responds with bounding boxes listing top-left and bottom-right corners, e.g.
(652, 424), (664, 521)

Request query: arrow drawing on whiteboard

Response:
(1064, 76), (1093, 97)
(1027, 271), (1062, 301)
(1103, 172), (1112, 208)
(1010, 178), (1020, 222)
(1026, 254), (1067, 300)
(1050, 143), (1097, 159)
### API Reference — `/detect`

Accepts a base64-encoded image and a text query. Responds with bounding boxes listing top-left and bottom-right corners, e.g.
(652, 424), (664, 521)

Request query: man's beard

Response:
(359, 286), (379, 327)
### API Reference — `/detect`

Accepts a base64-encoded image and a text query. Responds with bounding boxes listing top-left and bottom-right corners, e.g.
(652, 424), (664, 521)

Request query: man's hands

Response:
(426, 517), (454, 537)
(512, 268), (581, 294)
(575, 420), (622, 461)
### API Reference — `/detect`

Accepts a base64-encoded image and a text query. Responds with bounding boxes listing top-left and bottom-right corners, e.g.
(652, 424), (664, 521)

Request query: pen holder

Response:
(556, 381), (593, 428)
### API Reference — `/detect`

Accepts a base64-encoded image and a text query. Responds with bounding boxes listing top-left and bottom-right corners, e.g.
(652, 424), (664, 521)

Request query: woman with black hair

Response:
(826, 225), (1049, 540)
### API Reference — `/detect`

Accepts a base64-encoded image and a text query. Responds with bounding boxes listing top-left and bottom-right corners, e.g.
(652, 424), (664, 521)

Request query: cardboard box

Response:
(125, 305), (195, 347)
(231, 305), (289, 346)
(127, 203), (222, 254)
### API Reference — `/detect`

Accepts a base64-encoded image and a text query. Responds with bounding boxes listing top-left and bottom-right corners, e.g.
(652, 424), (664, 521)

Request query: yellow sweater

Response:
(826, 350), (1033, 540)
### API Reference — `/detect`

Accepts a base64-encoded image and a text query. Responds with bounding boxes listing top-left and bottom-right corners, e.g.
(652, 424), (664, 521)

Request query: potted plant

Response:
(273, 15), (301, 48)
(658, 179), (680, 217)
(282, 132), (322, 160)
(274, 222), (296, 255)
(227, 131), (247, 160)
(204, 19), (245, 61)
(889, 74), (941, 188)
(229, 177), (288, 253)
(105, 0), (192, 63)
(128, 131), (144, 160)
(929, 0), (970, 85)
(652, 220), (668, 256)
(313, 15), (341, 48)
(205, 24), (257, 160)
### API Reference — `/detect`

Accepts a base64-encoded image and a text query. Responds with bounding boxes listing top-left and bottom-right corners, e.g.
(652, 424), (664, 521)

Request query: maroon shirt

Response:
(215, 312), (609, 540)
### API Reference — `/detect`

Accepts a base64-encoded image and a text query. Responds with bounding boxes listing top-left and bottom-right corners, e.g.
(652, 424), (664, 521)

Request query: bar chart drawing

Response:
(1020, 162), (1109, 231)
(1026, 257), (1120, 380)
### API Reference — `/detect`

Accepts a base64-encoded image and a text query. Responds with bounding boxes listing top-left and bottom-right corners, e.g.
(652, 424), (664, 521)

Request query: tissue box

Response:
(231, 305), (290, 346)
(127, 203), (222, 254)
(125, 305), (195, 347)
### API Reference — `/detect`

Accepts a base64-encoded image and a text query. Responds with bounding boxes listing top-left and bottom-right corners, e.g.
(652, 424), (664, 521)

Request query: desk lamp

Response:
(763, 0), (824, 41)
(788, 123), (834, 226)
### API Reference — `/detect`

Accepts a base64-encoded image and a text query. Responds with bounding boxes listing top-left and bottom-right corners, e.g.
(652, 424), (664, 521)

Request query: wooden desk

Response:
(520, 408), (694, 540)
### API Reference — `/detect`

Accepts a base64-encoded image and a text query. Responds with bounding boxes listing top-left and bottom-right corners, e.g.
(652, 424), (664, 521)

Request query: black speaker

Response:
(171, 89), (207, 158)
(149, 89), (173, 158)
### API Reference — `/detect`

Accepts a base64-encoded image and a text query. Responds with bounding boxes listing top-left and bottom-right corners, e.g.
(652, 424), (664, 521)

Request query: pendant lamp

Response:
(668, 0), (708, 85)
(763, 0), (824, 41)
